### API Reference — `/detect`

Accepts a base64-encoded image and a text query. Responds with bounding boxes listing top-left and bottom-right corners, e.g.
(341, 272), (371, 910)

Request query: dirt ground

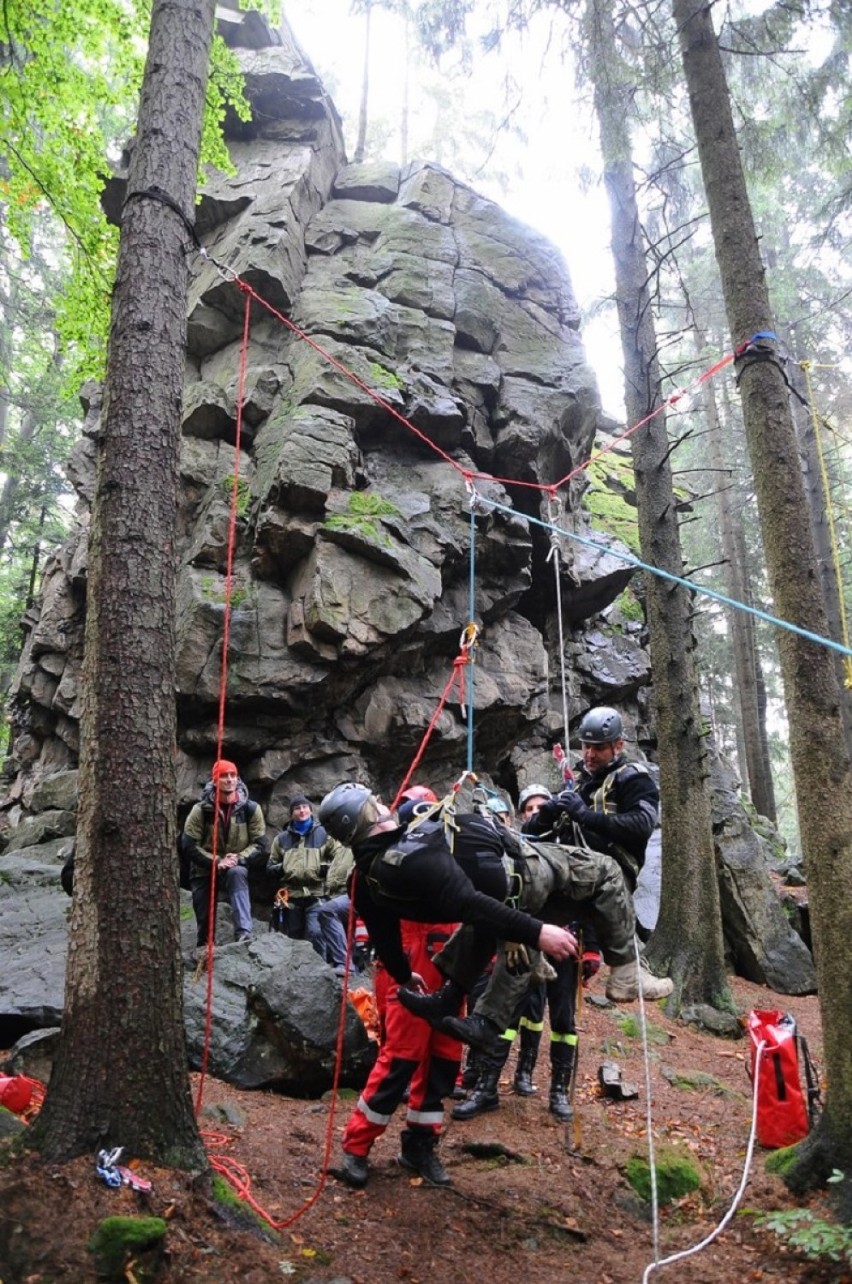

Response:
(1, 976), (847, 1284)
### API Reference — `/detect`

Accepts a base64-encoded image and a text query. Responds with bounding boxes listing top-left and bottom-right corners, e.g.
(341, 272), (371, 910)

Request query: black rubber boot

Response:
(398, 1130), (451, 1186)
(513, 1046), (538, 1097)
(549, 1069), (573, 1122)
(441, 1012), (503, 1054)
(451, 1062), (501, 1121)
(398, 978), (465, 1027)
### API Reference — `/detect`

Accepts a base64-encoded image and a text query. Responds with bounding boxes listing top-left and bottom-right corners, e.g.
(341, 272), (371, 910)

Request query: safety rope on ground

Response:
(641, 1039), (765, 1280)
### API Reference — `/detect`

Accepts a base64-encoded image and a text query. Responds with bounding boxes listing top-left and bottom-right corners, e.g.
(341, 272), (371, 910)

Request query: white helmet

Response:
(518, 784), (551, 810)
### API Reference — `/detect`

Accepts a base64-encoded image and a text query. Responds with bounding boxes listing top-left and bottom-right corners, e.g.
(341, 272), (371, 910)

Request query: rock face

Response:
(0, 4), (814, 1078)
(0, 827), (375, 1094)
(5, 7), (635, 834)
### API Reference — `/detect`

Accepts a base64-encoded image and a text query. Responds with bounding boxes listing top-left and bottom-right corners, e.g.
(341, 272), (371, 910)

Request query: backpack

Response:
(746, 1009), (821, 1148)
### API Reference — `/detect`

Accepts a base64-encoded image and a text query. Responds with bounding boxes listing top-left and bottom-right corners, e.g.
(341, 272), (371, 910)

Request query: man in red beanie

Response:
(181, 760), (268, 947)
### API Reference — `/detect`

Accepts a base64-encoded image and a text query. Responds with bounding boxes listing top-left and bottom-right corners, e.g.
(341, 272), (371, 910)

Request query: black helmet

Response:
(318, 782), (378, 845)
(577, 706), (623, 744)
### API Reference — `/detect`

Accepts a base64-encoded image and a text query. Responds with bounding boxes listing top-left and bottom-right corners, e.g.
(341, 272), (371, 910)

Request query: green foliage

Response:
(625, 1145), (701, 1205)
(0, 0), (253, 388)
(323, 490), (400, 547)
(751, 1176), (852, 1267)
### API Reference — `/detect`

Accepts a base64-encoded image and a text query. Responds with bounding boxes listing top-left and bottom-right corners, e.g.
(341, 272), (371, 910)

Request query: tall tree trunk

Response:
(674, 0), (852, 1204)
(35, 0), (215, 1166)
(698, 331), (776, 820)
(787, 352), (852, 757)
(401, 10), (410, 166)
(354, 0), (372, 163)
(588, 0), (729, 1010)
(0, 406), (38, 556)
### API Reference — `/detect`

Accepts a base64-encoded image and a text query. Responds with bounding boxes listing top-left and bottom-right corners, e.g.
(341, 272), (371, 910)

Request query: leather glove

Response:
(528, 798), (563, 834)
(504, 941), (532, 976)
(582, 950), (602, 985)
(557, 790), (607, 833)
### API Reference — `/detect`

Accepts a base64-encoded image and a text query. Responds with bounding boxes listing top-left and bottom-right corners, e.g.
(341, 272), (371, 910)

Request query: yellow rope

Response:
(800, 359), (852, 688)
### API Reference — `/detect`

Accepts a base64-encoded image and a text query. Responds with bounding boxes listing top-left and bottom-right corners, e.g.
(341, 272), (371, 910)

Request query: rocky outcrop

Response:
(0, 1), (814, 1079)
(4, 6), (636, 836)
(0, 826), (374, 1092)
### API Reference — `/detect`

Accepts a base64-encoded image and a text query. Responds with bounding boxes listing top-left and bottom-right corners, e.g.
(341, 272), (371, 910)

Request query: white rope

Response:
(641, 1037), (766, 1280)
(635, 935), (660, 1262)
(545, 494), (571, 755)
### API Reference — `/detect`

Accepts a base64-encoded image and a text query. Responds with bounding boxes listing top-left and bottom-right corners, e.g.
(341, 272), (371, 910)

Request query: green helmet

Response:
(318, 782), (379, 845)
(577, 706), (624, 744)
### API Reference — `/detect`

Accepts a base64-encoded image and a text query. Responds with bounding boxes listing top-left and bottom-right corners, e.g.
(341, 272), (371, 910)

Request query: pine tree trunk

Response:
(588, 0), (729, 1010)
(35, 0), (215, 1166)
(698, 333), (776, 820)
(674, 0), (852, 1204)
(354, 1), (372, 164)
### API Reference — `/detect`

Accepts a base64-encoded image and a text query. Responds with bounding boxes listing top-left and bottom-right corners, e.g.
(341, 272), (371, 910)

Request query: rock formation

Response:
(0, 2), (814, 1079)
(5, 6), (642, 835)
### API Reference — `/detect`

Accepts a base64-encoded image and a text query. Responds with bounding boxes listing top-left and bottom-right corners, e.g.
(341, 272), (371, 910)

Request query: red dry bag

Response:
(746, 1009), (819, 1149)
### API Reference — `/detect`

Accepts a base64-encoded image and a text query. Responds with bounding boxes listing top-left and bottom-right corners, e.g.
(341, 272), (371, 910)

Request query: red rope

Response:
(194, 286), (253, 1117)
(390, 643), (472, 812)
(209, 267), (737, 501)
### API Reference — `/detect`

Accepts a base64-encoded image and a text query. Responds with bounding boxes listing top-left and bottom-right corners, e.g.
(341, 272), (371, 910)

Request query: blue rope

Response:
(483, 497), (852, 661)
(466, 504), (476, 774)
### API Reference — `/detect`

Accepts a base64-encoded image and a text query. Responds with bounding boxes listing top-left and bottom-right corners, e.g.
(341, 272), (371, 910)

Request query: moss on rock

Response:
(625, 1144), (702, 1204)
(88, 1214), (166, 1279)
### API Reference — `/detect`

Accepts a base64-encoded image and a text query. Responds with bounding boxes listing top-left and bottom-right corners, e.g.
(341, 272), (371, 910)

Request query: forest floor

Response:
(0, 976), (848, 1284)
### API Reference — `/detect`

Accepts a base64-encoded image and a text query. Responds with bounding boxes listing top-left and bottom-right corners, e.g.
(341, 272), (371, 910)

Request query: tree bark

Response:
(587, 0), (730, 1010)
(35, 0), (215, 1166)
(674, 0), (852, 1205)
(354, 0), (372, 163)
(698, 331), (776, 820)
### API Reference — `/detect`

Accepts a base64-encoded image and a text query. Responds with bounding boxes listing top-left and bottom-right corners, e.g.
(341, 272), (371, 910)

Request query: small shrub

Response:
(752, 1191), (852, 1267)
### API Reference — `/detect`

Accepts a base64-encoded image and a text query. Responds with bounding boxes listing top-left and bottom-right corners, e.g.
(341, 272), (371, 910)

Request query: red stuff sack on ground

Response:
(746, 1009), (819, 1149)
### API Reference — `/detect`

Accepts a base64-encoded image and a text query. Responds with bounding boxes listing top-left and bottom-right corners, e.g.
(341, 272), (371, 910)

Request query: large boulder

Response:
(183, 934), (375, 1093)
(0, 836), (375, 1090)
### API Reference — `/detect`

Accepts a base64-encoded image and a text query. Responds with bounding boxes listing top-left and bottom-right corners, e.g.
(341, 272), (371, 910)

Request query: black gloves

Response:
(530, 789), (609, 837)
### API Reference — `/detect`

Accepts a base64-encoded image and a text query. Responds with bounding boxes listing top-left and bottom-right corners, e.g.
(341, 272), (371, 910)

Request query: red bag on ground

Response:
(0, 1074), (35, 1115)
(746, 1009), (818, 1149)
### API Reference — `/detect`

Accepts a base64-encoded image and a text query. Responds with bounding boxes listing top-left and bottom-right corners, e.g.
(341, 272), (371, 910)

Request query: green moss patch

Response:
(88, 1215), (166, 1279)
(625, 1144), (702, 1205)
